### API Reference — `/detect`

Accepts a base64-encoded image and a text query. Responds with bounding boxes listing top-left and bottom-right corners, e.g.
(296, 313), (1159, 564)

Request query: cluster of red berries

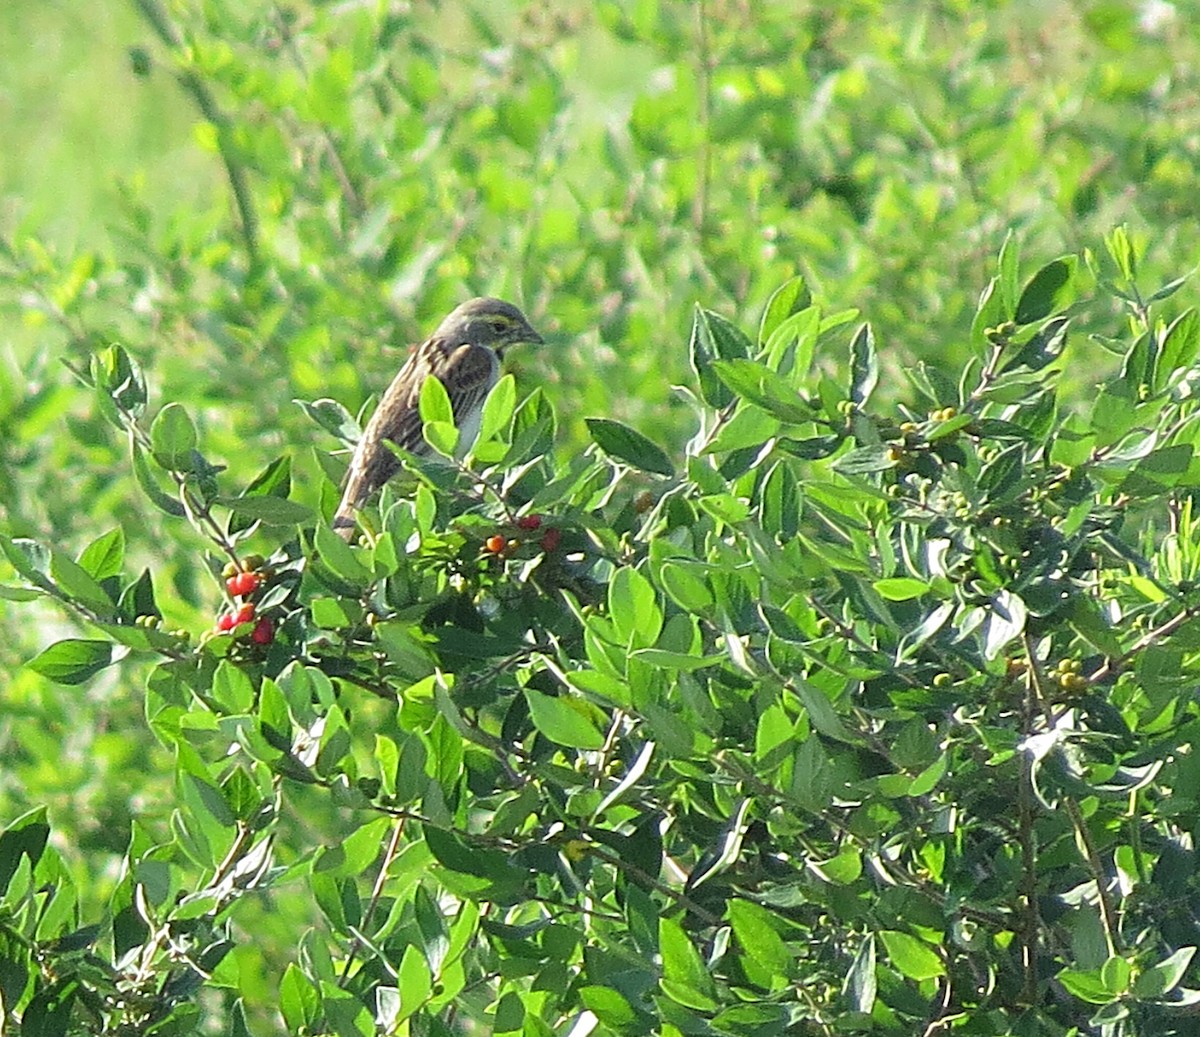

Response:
(216, 559), (273, 645)
(484, 514), (562, 558)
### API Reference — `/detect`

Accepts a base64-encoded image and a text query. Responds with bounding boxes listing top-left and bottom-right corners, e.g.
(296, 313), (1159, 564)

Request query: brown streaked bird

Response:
(332, 297), (543, 540)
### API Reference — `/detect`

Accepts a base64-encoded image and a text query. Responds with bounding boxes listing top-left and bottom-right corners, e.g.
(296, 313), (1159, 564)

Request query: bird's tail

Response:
(331, 507), (358, 542)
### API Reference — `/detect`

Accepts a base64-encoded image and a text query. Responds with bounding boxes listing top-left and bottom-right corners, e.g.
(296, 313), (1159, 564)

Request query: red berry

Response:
(250, 617), (274, 645)
(542, 527), (561, 553)
(217, 613), (236, 632)
(227, 570), (262, 597)
(234, 603), (256, 625)
(485, 535), (506, 554)
(516, 514), (542, 531)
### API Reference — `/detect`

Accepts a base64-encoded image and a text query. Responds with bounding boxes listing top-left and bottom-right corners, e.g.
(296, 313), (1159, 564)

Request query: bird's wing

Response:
(333, 339), (498, 533)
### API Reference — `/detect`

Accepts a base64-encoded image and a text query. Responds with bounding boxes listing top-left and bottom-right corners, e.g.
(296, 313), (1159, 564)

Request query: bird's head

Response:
(436, 297), (544, 352)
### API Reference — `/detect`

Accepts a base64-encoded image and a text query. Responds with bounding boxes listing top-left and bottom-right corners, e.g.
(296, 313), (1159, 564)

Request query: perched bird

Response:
(333, 297), (543, 539)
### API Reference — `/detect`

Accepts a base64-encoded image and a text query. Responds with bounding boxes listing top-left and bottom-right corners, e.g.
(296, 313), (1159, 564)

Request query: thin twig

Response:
(131, 0), (260, 262)
(339, 816), (407, 986)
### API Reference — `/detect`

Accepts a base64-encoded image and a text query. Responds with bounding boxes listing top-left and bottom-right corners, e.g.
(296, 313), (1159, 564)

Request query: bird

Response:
(332, 297), (544, 540)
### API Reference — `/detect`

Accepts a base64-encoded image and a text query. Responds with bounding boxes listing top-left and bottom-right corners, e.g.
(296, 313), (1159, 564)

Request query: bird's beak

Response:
(523, 325), (545, 346)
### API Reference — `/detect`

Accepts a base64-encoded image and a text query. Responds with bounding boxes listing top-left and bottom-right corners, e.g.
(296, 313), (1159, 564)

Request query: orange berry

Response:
(485, 535), (506, 554)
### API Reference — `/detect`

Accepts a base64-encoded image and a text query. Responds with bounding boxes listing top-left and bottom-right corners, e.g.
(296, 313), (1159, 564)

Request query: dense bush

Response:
(4, 3), (1200, 1036)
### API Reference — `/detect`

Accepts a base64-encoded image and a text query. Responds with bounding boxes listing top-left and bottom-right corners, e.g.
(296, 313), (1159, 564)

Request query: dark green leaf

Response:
(1015, 256), (1077, 324)
(848, 323), (877, 406)
(585, 418), (675, 476)
(691, 306), (751, 408)
(27, 639), (114, 685)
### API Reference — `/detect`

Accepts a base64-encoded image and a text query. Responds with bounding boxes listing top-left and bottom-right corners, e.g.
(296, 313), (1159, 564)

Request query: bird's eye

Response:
(489, 317), (511, 332)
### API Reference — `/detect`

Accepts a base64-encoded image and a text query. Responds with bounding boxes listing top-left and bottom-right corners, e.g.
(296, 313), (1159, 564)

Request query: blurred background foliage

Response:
(1, 0), (1198, 1025)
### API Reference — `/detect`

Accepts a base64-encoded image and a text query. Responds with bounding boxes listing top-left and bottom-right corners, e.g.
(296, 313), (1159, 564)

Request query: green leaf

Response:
(997, 228), (1021, 317)
(873, 577), (930, 601)
(280, 964), (321, 1034)
(983, 590), (1027, 660)
(758, 460), (801, 539)
(422, 419), (459, 457)
(832, 446), (895, 475)
(478, 373), (516, 444)
(314, 818), (393, 878)
(77, 528), (125, 581)
(1057, 966), (1113, 1004)
(49, 549), (116, 617)
(1157, 308), (1200, 391)
(688, 798), (751, 891)
(698, 493), (750, 524)
(418, 373), (453, 425)
(27, 639), (114, 685)
(691, 306), (751, 408)
(1132, 946), (1195, 998)
(1105, 225), (1136, 281)
(91, 343), (147, 420)
(848, 323), (878, 406)
(1015, 256), (1077, 325)
(579, 986), (639, 1029)
(395, 945), (432, 1021)
(609, 567), (663, 647)
(585, 418), (674, 476)
(1006, 316), (1069, 372)
(524, 689), (605, 749)
(657, 562), (714, 613)
(213, 661), (256, 713)
(970, 277), (1006, 346)
(879, 930), (944, 981)
(314, 524), (373, 585)
(149, 401), (198, 470)
(0, 807), (51, 892)
(843, 936), (877, 1013)
(219, 495), (313, 525)
(758, 276), (811, 347)
(131, 442), (186, 516)
(810, 847), (863, 885)
(711, 359), (816, 424)
(728, 898), (791, 978)
(659, 916), (719, 1011)
(230, 456), (294, 534)
(423, 826), (521, 883)
(297, 398), (361, 443)
(0, 535), (52, 589)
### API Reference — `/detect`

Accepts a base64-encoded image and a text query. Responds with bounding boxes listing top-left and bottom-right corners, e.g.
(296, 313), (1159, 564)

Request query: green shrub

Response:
(6, 229), (1200, 1034)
